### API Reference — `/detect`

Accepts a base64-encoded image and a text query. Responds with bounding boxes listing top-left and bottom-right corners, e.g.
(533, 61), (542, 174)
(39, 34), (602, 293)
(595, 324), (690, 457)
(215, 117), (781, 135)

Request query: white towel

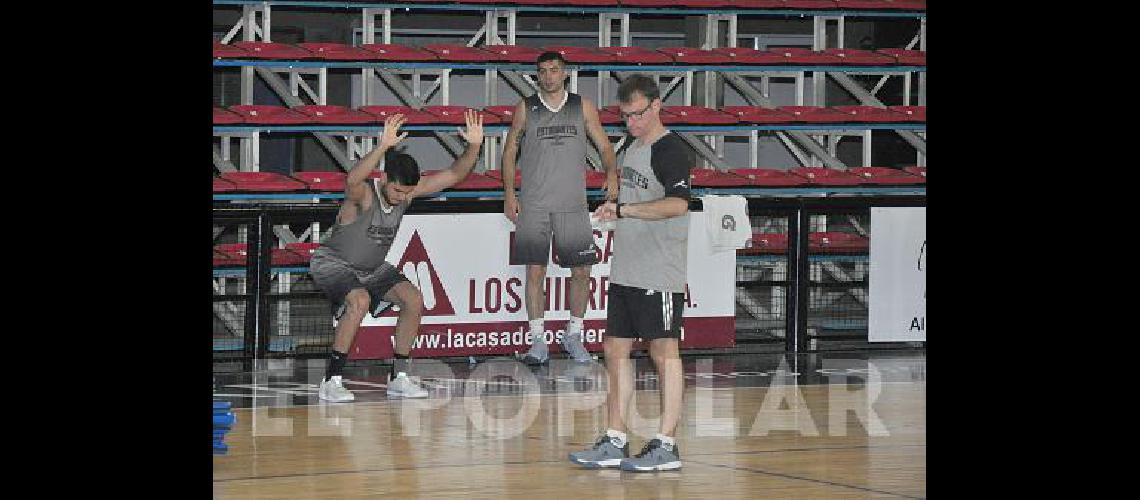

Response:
(701, 195), (751, 253)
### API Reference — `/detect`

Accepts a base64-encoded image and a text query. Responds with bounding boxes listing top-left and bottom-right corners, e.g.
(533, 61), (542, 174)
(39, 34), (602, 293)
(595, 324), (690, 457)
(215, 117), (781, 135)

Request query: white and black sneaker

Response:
(619, 439), (682, 472)
(318, 375), (355, 402)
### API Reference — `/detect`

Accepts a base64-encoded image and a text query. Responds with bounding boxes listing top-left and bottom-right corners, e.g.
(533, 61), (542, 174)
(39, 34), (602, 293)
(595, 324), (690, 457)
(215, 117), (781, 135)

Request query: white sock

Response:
(529, 319), (545, 341)
(606, 429), (628, 447)
(568, 317), (584, 337)
(655, 433), (675, 447)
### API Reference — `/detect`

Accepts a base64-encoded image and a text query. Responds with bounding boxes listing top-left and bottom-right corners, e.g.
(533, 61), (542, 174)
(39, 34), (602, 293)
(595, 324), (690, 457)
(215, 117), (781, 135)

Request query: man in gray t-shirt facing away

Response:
(501, 51), (618, 365)
(569, 75), (693, 472)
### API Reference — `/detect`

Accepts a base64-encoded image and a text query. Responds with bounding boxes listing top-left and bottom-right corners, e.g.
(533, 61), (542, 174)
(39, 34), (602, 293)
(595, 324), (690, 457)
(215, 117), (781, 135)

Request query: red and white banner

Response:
(346, 213), (736, 359)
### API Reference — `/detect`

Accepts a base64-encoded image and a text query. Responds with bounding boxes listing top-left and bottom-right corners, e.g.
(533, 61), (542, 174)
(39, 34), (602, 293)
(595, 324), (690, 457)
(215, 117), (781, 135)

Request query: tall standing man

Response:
(501, 51), (619, 364)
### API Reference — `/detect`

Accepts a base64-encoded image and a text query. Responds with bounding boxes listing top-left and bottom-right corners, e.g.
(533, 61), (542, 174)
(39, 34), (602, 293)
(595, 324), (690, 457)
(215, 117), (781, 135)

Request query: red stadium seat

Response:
(810, 232), (869, 253)
(709, 47), (788, 65)
(875, 48), (926, 65)
(879, 0), (926, 9)
(848, 167), (924, 185)
(219, 172), (308, 192)
(722, 106), (798, 124)
(820, 48), (897, 65)
(784, 0), (838, 8)
(483, 169), (523, 188)
(213, 177), (239, 192)
(543, 46), (616, 64)
(596, 46), (675, 64)
(778, 106), (853, 123)
(483, 44), (545, 63)
(598, 106), (624, 125)
(296, 43), (373, 60)
(359, 106), (437, 124)
(213, 107), (244, 124)
(483, 105), (518, 124)
(291, 171), (347, 192)
(423, 106), (473, 124)
(902, 166), (926, 178)
(789, 167), (864, 186)
(835, 0), (925, 10)
(740, 233), (788, 255)
(293, 105), (377, 124)
(735, 0), (788, 8)
(270, 246), (310, 266)
(833, 105), (907, 122)
(768, 47), (843, 65)
(514, 0), (617, 4)
(888, 105), (925, 122)
(690, 169), (749, 187)
(213, 244), (247, 267)
(232, 41), (315, 59)
(660, 106), (739, 125)
(227, 105), (313, 124)
(584, 170), (609, 189)
(359, 44), (439, 61)
(728, 168), (812, 187)
(656, 47), (734, 64)
(213, 41), (249, 59)
(451, 172), (505, 190)
(621, 0), (732, 6)
(283, 243), (322, 264)
(422, 44), (496, 62)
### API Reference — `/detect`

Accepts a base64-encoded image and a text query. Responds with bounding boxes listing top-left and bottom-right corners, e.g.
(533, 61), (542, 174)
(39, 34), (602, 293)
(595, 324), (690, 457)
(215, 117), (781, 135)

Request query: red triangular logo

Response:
(381, 230), (455, 317)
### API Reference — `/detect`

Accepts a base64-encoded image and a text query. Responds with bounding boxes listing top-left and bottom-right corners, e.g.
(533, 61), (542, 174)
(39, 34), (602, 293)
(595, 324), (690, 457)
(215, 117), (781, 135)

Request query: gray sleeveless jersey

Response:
(517, 92), (588, 212)
(321, 182), (409, 271)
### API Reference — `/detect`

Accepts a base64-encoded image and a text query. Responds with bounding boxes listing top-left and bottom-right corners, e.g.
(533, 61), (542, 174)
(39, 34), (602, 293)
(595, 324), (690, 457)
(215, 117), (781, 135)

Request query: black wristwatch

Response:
(616, 203), (624, 219)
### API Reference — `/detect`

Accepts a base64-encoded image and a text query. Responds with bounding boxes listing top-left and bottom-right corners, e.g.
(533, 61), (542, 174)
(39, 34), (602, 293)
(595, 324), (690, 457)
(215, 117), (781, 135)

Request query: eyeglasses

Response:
(619, 101), (654, 120)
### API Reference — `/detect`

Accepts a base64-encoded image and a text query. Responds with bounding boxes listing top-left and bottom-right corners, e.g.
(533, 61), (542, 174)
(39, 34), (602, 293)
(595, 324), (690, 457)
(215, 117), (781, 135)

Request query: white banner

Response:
(868, 207), (926, 342)
(359, 212), (736, 326)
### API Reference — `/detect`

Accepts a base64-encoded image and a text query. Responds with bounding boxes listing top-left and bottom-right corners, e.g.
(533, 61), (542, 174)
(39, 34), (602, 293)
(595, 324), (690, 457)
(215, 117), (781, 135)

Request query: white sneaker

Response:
(562, 331), (593, 363)
(387, 373), (429, 398)
(319, 375), (355, 402)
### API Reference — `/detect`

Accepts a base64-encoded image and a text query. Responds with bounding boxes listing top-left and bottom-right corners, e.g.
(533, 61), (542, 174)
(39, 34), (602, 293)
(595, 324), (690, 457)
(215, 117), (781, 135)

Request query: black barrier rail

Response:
(212, 195), (925, 363)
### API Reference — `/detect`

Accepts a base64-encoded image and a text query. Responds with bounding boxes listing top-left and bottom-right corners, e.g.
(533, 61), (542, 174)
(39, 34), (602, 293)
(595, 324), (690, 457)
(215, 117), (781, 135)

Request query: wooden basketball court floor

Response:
(213, 351), (926, 498)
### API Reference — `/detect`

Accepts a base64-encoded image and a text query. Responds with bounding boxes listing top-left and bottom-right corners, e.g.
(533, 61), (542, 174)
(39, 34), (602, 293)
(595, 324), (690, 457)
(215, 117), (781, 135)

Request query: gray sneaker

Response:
(569, 435), (630, 468)
(619, 439), (682, 472)
(562, 331), (593, 363)
(519, 338), (549, 365)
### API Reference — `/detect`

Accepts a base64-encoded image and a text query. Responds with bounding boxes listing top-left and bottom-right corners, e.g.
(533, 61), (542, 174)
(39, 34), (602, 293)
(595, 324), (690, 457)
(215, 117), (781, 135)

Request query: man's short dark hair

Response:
(384, 151), (420, 186)
(617, 74), (661, 103)
(536, 51), (567, 66)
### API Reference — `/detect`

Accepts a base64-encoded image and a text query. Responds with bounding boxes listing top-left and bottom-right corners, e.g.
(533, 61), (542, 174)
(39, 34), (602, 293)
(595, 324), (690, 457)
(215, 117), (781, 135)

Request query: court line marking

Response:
(213, 379), (926, 409)
(686, 459), (925, 499)
(213, 443), (926, 484)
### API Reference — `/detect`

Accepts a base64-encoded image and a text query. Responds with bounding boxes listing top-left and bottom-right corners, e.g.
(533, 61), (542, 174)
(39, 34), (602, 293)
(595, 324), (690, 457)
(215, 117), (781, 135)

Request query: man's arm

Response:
(500, 100), (528, 222)
(345, 114), (407, 206)
(594, 135), (692, 221)
(412, 109), (485, 197)
(581, 97), (619, 201)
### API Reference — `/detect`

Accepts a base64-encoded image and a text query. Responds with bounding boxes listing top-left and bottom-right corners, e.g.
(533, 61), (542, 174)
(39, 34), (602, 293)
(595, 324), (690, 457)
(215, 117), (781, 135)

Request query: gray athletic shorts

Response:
(310, 249), (409, 320)
(510, 209), (600, 267)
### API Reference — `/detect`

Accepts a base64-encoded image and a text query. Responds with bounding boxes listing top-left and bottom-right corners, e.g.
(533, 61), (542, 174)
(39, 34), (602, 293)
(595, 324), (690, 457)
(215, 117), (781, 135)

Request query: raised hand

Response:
(458, 109), (484, 145)
(380, 114), (409, 150)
